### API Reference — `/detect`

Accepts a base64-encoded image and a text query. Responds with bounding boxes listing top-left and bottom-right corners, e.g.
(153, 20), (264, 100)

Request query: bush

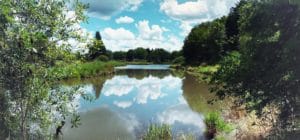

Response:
(97, 55), (109, 62)
(172, 56), (185, 65)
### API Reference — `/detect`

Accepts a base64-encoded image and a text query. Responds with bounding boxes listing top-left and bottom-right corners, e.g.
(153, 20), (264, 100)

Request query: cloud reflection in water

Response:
(101, 75), (181, 104)
(68, 71), (206, 139)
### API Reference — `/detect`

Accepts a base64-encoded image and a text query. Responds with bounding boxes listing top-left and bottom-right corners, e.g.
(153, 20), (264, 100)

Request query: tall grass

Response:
(143, 124), (172, 140)
(49, 60), (125, 80)
(187, 65), (220, 83)
(205, 112), (233, 139)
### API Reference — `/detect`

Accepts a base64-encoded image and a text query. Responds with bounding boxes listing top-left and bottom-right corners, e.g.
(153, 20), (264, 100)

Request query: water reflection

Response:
(182, 74), (224, 114)
(115, 64), (170, 70)
(63, 67), (210, 139)
(115, 69), (172, 79)
(64, 107), (137, 140)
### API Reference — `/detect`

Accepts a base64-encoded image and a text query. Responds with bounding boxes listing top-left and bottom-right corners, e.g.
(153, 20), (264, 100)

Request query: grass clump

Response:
(187, 65), (220, 83)
(204, 112), (233, 139)
(195, 65), (219, 75)
(143, 124), (172, 140)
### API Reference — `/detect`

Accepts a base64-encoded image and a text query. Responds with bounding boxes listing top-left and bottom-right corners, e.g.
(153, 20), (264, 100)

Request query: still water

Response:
(62, 65), (221, 140)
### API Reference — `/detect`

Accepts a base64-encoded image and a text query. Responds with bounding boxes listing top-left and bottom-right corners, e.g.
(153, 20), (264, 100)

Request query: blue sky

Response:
(79, 0), (239, 52)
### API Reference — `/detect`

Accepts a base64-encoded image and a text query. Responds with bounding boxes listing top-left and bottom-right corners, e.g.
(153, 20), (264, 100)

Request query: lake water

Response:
(62, 65), (222, 140)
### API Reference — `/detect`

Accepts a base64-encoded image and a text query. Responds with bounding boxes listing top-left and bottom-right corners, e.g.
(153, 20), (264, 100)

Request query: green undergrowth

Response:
(187, 65), (220, 83)
(49, 60), (125, 80)
(205, 112), (234, 139)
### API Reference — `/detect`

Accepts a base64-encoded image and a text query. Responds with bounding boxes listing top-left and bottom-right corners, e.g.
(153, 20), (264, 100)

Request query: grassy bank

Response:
(49, 60), (125, 80)
(186, 65), (219, 83)
(170, 64), (220, 83)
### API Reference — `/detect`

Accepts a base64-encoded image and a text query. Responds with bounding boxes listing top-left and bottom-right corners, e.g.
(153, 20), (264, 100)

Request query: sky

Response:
(79, 0), (240, 52)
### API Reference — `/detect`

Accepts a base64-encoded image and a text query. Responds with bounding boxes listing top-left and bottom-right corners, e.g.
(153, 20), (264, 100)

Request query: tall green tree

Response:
(126, 49), (135, 61)
(87, 31), (106, 60)
(113, 51), (127, 60)
(133, 47), (148, 60)
(224, 0), (247, 51)
(0, 0), (87, 139)
(183, 18), (227, 65)
(212, 0), (300, 134)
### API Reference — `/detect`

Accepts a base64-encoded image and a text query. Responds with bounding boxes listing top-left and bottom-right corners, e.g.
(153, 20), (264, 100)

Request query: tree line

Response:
(182, 0), (300, 136)
(83, 32), (183, 64)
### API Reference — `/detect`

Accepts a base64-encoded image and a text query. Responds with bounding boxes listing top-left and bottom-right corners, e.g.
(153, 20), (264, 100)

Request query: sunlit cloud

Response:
(113, 101), (133, 108)
(160, 0), (239, 36)
(102, 22), (183, 51)
(116, 16), (135, 24)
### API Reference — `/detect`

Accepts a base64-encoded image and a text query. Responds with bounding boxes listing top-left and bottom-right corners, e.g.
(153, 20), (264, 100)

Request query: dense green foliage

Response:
(182, 2), (247, 66)
(0, 0), (87, 139)
(172, 56), (185, 65)
(181, 0), (300, 136)
(183, 18), (227, 65)
(210, 0), (300, 133)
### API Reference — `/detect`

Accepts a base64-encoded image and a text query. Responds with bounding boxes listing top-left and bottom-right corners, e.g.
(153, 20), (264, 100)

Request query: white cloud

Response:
(127, 0), (143, 11)
(81, 0), (143, 20)
(113, 101), (133, 108)
(136, 20), (164, 41)
(160, 0), (208, 21)
(160, 0), (239, 36)
(102, 20), (183, 51)
(162, 27), (170, 32)
(102, 27), (135, 40)
(115, 16), (135, 24)
(179, 22), (193, 37)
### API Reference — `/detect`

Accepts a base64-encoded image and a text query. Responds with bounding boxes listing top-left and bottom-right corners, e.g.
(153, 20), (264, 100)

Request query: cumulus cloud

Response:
(113, 101), (133, 108)
(160, 0), (208, 21)
(115, 16), (135, 24)
(102, 20), (183, 51)
(136, 20), (164, 41)
(102, 27), (135, 40)
(81, 0), (143, 20)
(160, 0), (239, 36)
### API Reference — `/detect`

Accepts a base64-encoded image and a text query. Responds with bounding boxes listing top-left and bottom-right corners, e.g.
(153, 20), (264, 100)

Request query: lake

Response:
(62, 65), (222, 140)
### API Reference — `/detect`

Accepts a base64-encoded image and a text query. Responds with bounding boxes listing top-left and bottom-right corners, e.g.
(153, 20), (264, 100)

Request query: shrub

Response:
(97, 55), (109, 62)
(172, 56), (185, 65)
